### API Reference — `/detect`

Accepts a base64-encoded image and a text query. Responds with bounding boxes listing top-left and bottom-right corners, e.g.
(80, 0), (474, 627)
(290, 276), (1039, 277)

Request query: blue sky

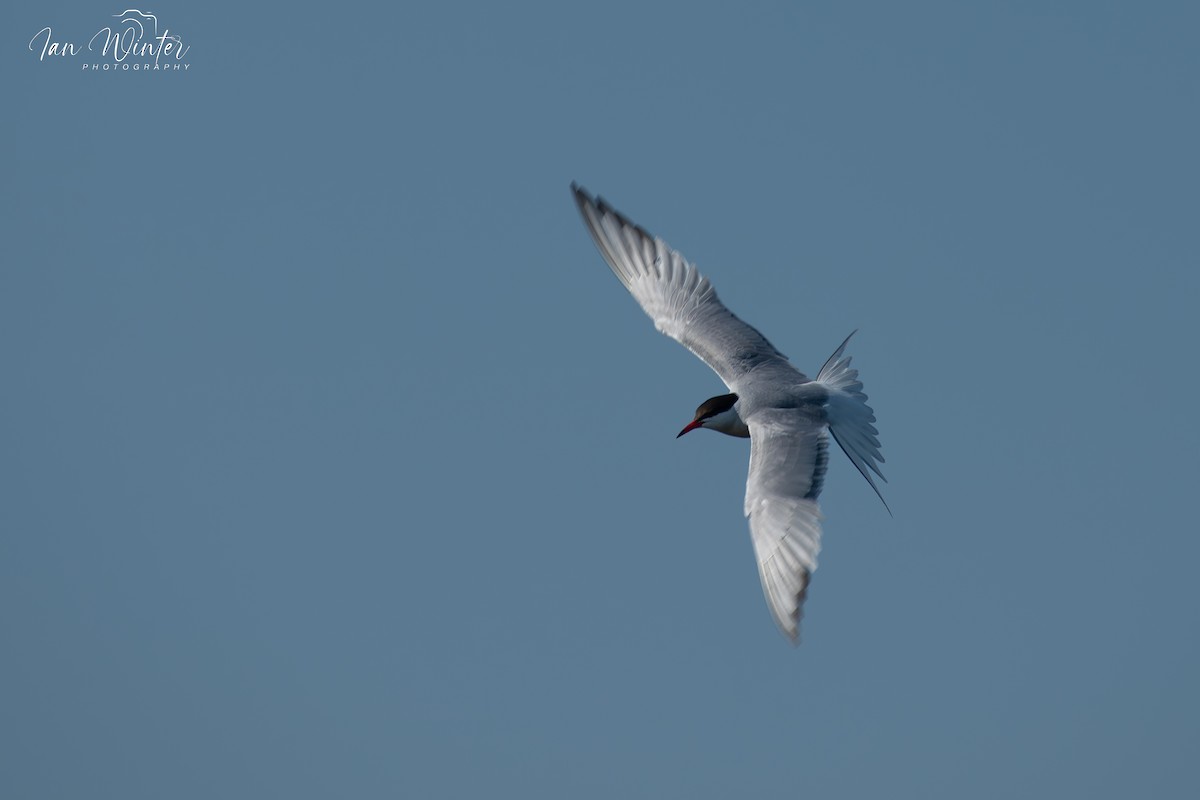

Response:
(4, 2), (1198, 798)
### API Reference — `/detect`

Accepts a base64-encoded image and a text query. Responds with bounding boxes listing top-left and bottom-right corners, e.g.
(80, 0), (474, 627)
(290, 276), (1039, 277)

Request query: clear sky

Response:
(4, 2), (1198, 798)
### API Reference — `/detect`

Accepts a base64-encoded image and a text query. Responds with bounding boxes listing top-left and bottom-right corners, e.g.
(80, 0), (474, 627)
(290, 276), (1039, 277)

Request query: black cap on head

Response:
(694, 393), (738, 421)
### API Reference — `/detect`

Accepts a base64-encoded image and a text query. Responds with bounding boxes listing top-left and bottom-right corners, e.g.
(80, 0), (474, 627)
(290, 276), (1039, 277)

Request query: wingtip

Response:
(571, 186), (661, 248)
(572, 184), (621, 226)
(786, 617), (802, 646)
(570, 181), (590, 209)
(775, 576), (809, 645)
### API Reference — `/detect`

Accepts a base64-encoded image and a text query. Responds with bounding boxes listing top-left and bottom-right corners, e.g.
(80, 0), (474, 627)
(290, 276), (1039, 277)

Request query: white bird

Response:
(572, 184), (888, 643)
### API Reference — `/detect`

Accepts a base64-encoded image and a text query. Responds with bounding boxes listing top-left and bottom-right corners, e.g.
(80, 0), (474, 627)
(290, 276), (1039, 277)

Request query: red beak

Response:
(677, 419), (703, 438)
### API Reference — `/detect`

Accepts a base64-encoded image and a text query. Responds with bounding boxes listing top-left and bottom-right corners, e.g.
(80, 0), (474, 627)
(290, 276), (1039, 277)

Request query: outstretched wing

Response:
(743, 408), (830, 643)
(572, 184), (798, 388)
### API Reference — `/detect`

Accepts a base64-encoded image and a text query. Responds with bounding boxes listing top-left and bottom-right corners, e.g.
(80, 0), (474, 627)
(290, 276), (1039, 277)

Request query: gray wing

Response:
(573, 184), (799, 388)
(743, 408), (829, 643)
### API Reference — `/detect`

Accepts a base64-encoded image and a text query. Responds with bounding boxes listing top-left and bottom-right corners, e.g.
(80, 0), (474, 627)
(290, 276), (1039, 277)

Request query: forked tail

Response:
(816, 331), (890, 514)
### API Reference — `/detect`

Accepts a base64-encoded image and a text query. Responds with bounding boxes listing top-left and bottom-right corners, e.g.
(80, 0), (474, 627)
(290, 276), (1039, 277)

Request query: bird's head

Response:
(677, 393), (747, 438)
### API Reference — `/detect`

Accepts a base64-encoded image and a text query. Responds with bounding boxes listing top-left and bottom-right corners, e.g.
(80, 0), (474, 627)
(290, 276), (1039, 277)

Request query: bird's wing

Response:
(573, 184), (798, 388)
(743, 408), (829, 643)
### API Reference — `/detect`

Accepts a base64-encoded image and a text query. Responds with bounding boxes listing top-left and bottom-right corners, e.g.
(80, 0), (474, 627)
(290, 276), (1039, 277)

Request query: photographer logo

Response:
(29, 8), (191, 72)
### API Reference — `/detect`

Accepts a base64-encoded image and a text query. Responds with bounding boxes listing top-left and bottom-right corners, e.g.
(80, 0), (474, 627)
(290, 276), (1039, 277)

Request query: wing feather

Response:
(744, 410), (828, 643)
(573, 184), (798, 387)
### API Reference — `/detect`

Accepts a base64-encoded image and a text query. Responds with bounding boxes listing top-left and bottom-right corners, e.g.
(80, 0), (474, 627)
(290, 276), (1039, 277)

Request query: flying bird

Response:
(572, 184), (888, 643)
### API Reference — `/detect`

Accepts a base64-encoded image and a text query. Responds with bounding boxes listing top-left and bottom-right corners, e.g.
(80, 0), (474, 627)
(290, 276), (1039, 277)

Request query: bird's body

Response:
(572, 184), (888, 643)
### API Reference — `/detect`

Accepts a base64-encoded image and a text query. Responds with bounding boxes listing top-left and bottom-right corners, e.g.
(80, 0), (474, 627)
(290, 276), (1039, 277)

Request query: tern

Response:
(572, 184), (888, 643)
